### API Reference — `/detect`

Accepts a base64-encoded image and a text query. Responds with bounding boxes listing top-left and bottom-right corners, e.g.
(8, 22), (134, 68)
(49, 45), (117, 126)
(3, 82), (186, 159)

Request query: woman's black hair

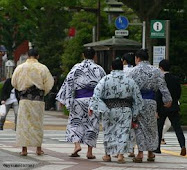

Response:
(135, 48), (149, 61)
(122, 52), (135, 66)
(28, 48), (39, 57)
(112, 58), (123, 70)
(83, 47), (95, 59)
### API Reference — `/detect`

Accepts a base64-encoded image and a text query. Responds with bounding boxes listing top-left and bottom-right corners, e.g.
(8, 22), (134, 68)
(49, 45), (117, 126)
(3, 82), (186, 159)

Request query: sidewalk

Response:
(1, 110), (187, 170)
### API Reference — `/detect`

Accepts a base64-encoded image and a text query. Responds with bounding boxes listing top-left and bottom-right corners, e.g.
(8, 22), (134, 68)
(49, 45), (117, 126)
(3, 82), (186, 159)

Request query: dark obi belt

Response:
(74, 88), (94, 99)
(19, 85), (44, 101)
(140, 89), (155, 100)
(102, 97), (133, 109)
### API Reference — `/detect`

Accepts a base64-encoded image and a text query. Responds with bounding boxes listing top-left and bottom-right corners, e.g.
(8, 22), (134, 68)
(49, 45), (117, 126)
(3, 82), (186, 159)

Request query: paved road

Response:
(0, 110), (187, 170)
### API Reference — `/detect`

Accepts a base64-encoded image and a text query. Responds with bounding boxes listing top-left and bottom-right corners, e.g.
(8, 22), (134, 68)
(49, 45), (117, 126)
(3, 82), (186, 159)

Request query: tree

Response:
(120, 0), (177, 62)
(0, 0), (78, 76)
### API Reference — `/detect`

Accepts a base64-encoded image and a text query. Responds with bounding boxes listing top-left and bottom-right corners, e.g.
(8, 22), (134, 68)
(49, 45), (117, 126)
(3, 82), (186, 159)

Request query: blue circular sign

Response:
(115, 16), (129, 30)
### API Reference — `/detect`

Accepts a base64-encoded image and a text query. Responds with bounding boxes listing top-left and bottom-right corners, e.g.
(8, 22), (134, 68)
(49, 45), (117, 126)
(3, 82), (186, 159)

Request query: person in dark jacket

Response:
(0, 78), (19, 130)
(154, 59), (186, 156)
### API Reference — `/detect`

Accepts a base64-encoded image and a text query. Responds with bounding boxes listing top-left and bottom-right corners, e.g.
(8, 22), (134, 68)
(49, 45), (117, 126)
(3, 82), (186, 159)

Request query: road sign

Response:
(153, 46), (166, 67)
(115, 16), (129, 30)
(115, 30), (129, 36)
(151, 20), (166, 38)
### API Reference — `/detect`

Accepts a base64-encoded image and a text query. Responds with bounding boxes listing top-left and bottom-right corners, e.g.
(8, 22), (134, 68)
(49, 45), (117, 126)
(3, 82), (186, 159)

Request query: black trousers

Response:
(157, 111), (185, 150)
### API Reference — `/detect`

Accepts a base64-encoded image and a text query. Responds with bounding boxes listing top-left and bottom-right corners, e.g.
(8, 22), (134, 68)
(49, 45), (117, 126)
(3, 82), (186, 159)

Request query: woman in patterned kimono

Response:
(128, 49), (172, 163)
(56, 48), (106, 159)
(88, 59), (143, 163)
(12, 49), (54, 156)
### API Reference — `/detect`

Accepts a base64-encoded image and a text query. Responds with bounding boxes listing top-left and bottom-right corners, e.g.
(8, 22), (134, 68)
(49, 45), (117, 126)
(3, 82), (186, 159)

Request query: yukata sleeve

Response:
(89, 77), (109, 115)
(131, 80), (144, 121)
(43, 66), (54, 95)
(157, 70), (172, 103)
(56, 71), (75, 110)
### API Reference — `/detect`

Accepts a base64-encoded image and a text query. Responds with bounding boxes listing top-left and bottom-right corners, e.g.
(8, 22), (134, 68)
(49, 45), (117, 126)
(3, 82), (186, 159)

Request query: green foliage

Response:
(0, 82), (4, 99)
(180, 85), (187, 125)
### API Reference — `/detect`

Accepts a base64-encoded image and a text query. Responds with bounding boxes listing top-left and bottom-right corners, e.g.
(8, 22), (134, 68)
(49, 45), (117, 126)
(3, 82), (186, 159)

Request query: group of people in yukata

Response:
(56, 47), (184, 164)
(10, 47), (186, 163)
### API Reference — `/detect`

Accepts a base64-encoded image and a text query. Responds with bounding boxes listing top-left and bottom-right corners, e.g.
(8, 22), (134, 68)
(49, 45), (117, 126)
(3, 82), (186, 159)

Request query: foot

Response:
(147, 153), (155, 162)
(36, 150), (44, 156)
(20, 152), (27, 156)
(153, 149), (161, 154)
(133, 157), (142, 163)
(70, 148), (82, 157)
(180, 147), (186, 156)
(87, 155), (96, 159)
(118, 154), (125, 164)
(161, 139), (166, 144)
(128, 152), (135, 157)
(102, 155), (111, 162)
(0, 126), (3, 130)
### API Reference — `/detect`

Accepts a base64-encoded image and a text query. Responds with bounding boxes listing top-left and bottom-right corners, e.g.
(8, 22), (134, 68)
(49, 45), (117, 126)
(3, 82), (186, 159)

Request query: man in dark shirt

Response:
(154, 59), (186, 156)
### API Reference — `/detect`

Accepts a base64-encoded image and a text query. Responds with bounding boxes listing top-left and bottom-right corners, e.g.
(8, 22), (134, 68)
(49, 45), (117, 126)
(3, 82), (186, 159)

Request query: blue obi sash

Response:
(75, 88), (94, 98)
(141, 89), (155, 100)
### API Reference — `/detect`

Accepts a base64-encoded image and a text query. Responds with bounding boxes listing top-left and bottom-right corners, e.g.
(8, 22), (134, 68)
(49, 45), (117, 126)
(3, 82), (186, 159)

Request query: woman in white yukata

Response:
(128, 49), (172, 163)
(88, 59), (143, 163)
(56, 48), (106, 159)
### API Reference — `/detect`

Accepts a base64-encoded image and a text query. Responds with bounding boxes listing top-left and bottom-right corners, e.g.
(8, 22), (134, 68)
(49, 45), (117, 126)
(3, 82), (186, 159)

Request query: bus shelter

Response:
(84, 36), (141, 73)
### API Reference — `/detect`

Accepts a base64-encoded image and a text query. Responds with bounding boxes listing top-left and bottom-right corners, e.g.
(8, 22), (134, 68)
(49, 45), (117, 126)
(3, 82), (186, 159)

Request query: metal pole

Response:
(92, 26), (96, 42)
(165, 20), (170, 60)
(96, 0), (100, 41)
(142, 21), (146, 49)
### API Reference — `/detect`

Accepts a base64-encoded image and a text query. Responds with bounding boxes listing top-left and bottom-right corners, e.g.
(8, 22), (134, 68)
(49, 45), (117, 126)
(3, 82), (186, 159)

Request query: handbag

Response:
(0, 104), (6, 117)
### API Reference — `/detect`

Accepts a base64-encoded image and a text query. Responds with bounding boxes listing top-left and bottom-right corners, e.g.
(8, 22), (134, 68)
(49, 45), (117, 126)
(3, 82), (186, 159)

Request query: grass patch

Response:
(180, 85), (187, 125)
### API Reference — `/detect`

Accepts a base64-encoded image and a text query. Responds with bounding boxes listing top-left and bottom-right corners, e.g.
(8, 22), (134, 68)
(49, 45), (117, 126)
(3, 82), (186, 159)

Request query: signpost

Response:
(150, 20), (166, 38)
(115, 30), (129, 37)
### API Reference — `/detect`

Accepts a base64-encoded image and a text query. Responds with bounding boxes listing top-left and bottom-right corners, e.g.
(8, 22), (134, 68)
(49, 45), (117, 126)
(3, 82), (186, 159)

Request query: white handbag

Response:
(0, 104), (6, 117)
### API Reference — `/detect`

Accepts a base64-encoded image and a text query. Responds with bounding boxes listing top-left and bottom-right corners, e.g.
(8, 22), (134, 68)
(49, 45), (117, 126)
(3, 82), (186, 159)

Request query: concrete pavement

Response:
(0, 110), (187, 170)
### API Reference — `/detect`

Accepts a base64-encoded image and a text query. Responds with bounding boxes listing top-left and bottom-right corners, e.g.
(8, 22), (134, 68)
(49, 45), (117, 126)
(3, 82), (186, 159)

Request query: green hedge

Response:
(180, 85), (187, 125)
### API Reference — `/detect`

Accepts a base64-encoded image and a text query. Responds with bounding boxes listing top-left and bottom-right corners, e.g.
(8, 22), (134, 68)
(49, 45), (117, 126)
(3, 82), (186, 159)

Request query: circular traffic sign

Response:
(115, 16), (129, 30)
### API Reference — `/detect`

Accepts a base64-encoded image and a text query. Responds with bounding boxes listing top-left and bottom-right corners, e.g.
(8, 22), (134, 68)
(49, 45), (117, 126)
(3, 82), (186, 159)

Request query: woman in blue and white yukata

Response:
(88, 59), (143, 163)
(56, 48), (106, 159)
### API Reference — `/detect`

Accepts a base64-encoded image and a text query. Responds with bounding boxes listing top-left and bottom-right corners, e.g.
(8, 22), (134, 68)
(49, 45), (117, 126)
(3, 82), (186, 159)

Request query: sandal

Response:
(70, 148), (81, 157)
(20, 152), (27, 156)
(128, 153), (135, 157)
(87, 155), (96, 159)
(133, 157), (143, 163)
(36, 150), (44, 156)
(147, 154), (155, 162)
(118, 156), (125, 164)
(102, 155), (111, 162)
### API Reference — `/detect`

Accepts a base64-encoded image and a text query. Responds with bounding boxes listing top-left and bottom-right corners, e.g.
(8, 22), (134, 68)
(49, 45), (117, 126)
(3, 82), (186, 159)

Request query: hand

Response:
(88, 109), (93, 116)
(164, 101), (172, 108)
(60, 103), (64, 107)
(1, 101), (5, 104)
(155, 112), (159, 119)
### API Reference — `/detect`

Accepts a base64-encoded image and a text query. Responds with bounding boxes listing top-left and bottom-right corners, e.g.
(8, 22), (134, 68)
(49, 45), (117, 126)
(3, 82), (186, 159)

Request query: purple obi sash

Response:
(141, 89), (155, 100)
(75, 88), (94, 98)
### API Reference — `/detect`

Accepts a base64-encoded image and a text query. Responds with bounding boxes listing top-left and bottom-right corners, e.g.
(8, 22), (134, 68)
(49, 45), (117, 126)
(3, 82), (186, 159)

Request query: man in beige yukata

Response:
(12, 48), (54, 156)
